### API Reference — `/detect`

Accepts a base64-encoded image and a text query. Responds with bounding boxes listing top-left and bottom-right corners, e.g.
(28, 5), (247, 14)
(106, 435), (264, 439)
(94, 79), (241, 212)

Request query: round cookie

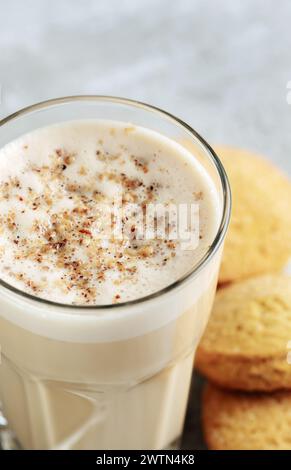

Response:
(195, 275), (291, 391)
(203, 383), (291, 450)
(214, 146), (291, 284)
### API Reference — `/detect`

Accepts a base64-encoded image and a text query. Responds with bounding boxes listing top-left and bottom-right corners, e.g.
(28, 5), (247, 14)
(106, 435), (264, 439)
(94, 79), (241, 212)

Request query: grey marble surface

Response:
(0, 0), (290, 450)
(1, 0), (291, 173)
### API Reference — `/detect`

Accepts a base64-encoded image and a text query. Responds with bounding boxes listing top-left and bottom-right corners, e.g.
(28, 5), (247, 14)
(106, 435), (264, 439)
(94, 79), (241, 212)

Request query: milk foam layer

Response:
(0, 120), (219, 305)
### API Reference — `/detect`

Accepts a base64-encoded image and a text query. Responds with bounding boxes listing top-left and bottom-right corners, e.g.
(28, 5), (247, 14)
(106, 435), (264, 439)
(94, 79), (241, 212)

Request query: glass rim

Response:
(0, 95), (231, 310)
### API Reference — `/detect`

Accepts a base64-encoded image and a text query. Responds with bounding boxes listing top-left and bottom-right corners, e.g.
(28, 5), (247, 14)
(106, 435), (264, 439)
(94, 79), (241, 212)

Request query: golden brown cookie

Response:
(196, 275), (291, 391)
(214, 146), (291, 284)
(203, 382), (291, 450)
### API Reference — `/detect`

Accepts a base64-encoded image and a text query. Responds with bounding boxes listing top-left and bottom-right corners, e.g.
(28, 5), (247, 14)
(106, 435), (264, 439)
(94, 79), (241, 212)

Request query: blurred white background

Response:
(0, 0), (290, 449)
(0, 0), (290, 172)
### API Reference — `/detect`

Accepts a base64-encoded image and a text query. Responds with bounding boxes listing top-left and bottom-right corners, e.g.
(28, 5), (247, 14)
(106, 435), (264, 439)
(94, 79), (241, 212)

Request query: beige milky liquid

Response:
(0, 121), (221, 449)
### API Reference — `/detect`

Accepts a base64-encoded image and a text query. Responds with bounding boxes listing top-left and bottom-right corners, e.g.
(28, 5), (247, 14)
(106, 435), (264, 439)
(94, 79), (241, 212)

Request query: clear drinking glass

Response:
(0, 96), (231, 450)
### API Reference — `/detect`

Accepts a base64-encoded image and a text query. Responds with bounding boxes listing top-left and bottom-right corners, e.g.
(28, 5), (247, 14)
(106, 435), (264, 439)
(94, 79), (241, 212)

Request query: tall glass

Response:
(0, 97), (231, 450)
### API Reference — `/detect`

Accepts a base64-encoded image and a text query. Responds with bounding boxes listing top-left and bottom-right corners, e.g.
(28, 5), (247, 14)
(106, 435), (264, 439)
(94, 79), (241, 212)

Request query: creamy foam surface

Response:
(0, 120), (220, 305)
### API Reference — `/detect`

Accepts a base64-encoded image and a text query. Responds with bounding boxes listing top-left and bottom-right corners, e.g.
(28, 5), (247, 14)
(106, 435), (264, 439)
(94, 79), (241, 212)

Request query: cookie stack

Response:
(195, 147), (291, 450)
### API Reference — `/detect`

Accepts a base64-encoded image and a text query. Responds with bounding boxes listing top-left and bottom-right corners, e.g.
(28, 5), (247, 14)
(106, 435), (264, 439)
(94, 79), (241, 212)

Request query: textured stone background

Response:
(1, 0), (291, 172)
(0, 0), (290, 450)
